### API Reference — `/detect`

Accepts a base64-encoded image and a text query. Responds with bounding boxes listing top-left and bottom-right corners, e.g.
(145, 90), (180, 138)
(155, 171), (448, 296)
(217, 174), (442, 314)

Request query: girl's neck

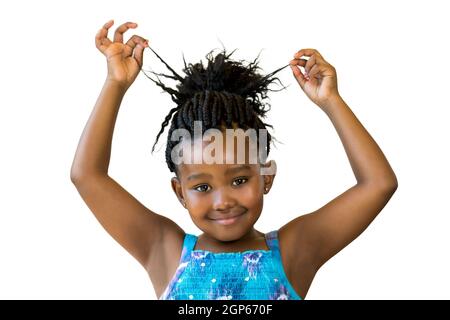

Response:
(196, 228), (268, 253)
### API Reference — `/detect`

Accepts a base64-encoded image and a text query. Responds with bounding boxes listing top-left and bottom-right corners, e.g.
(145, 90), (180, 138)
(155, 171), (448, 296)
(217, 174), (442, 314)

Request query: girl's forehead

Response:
(173, 130), (265, 167)
(177, 162), (259, 179)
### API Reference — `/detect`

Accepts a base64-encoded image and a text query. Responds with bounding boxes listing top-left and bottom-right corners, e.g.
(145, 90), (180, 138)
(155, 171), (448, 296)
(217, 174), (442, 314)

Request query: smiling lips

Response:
(211, 211), (246, 226)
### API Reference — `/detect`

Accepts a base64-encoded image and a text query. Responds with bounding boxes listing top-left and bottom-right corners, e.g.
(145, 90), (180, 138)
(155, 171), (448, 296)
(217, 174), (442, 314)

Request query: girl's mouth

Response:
(212, 212), (246, 226)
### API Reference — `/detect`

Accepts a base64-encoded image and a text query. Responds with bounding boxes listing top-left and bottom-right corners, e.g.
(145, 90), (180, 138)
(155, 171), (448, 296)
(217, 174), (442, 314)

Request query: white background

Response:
(0, 0), (449, 299)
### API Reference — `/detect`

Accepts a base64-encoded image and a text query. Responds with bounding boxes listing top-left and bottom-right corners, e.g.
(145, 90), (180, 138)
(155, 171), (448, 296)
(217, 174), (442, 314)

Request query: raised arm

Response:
(70, 20), (184, 274)
(282, 49), (398, 270)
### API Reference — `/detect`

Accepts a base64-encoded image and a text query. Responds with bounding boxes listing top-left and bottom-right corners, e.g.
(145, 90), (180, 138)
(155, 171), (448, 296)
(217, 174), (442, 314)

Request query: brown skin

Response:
(170, 136), (276, 249)
(70, 20), (398, 299)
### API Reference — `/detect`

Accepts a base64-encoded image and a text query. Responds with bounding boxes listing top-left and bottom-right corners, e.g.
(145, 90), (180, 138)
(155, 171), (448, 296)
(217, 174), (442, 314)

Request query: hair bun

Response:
(143, 46), (289, 111)
(144, 46), (291, 159)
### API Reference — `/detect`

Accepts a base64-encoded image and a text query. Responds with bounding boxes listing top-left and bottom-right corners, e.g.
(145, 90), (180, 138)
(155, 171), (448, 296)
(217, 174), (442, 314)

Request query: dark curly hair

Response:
(142, 46), (291, 174)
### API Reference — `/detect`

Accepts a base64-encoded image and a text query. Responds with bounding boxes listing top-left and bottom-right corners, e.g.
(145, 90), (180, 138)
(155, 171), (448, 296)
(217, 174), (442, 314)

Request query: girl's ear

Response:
(171, 177), (186, 208)
(261, 160), (277, 194)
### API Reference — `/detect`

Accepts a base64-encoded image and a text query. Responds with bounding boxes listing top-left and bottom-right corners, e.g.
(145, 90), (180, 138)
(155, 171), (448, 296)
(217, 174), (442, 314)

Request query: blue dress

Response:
(159, 230), (302, 300)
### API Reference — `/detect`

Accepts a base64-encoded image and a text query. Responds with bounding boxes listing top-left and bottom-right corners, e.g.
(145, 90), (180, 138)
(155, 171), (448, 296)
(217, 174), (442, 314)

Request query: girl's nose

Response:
(212, 187), (237, 211)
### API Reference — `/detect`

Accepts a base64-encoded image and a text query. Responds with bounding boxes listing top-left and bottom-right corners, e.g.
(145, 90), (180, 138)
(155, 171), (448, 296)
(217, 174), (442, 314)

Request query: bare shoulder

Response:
(278, 214), (316, 263)
(278, 214), (319, 299)
(146, 216), (186, 298)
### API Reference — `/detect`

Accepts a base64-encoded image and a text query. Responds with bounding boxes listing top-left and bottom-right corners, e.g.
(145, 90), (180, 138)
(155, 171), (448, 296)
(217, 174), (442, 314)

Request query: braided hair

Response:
(142, 46), (291, 173)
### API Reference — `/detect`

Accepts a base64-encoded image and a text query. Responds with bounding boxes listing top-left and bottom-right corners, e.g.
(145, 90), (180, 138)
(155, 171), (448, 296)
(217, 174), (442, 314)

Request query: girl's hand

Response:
(289, 49), (340, 110)
(95, 20), (149, 90)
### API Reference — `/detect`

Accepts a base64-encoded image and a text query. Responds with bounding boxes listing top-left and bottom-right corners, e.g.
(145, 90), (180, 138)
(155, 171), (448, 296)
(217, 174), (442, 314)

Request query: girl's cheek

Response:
(238, 183), (261, 207)
(188, 193), (210, 209)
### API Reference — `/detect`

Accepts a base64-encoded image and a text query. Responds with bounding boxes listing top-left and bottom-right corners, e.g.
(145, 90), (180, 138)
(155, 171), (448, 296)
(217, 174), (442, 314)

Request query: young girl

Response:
(70, 20), (398, 300)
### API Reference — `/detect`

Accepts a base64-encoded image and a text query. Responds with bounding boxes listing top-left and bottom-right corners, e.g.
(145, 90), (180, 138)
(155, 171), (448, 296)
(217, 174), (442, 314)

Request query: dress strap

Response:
(265, 230), (280, 253)
(180, 233), (198, 263)
(265, 229), (302, 300)
(265, 230), (286, 266)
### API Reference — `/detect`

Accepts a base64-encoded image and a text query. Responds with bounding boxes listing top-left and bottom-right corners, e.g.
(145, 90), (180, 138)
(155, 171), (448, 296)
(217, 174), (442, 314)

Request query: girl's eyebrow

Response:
(225, 164), (252, 175)
(187, 165), (251, 181)
(187, 173), (212, 181)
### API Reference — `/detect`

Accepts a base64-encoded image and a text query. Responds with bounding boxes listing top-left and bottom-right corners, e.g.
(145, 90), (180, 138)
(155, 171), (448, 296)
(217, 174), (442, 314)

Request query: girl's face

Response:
(170, 133), (275, 242)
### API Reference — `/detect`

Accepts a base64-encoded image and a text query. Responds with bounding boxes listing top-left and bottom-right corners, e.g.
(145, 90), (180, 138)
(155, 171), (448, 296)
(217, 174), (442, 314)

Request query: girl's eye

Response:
(194, 184), (210, 192)
(232, 177), (248, 186)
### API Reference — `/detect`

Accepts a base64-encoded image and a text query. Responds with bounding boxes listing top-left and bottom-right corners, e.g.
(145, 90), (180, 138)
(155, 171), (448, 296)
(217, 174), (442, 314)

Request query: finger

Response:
(289, 58), (307, 67)
(289, 58), (308, 79)
(308, 64), (321, 79)
(124, 35), (149, 57)
(294, 48), (323, 60)
(113, 21), (138, 43)
(133, 44), (146, 68)
(290, 63), (307, 89)
(304, 54), (317, 75)
(95, 19), (114, 53)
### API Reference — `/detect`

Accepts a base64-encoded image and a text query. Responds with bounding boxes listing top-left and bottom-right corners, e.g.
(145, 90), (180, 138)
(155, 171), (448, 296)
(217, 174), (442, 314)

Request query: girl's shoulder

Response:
(147, 221), (186, 298)
(277, 218), (321, 299)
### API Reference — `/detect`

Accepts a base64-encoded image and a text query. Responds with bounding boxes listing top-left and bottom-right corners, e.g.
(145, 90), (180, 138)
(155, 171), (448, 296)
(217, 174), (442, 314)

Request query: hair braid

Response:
(143, 46), (289, 172)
